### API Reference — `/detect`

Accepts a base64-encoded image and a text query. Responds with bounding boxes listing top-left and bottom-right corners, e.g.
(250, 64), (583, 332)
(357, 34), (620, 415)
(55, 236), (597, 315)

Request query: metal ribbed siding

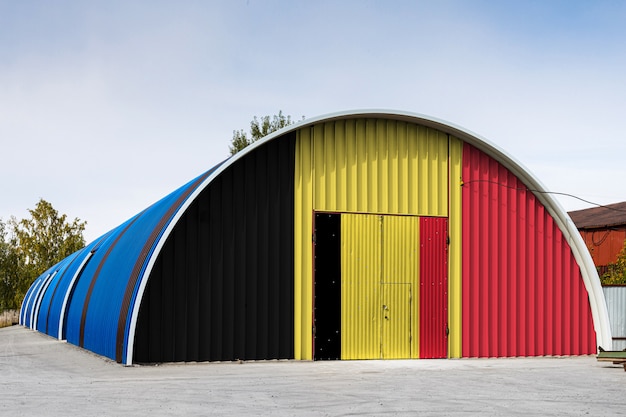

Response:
(341, 214), (420, 359)
(461, 143), (596, 357)
(448, 137), (463, 358)
(309, 119), (449, 216)
(295, 118), (451, 359)
(133, 136), (295, 363)
(20, 270), (49, 327)
(419, 217), (448, 359)
(341, 214), (381, 359)
(382, 215), (419, 359)
(34, 253), (79, 334)
(602, 286), (626, 350)
(58, 170), (213, 362)
(579, 228), (626, 268)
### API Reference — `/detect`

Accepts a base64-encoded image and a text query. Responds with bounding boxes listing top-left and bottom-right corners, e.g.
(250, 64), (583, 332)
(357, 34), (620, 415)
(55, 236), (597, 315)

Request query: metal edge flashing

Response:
(123, 161), (227, 365)
(20, 277), (39, 326)
(58, 250), (94, 340)
(43, 251), (81, 335)
(32, 270), (59, 331)
(123, 109), (611, 363)
(58, 230), (114, 340)
(26, 270), (52, 328)
(28, 273), (50, 329)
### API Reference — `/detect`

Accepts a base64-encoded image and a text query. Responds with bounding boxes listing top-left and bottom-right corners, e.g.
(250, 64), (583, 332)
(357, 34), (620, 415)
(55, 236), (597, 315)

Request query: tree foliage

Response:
(600, 239), (626, 285)
(0, 221), (20, 312)
(229, 110), (303, 155)
(0, 199), (86, 311)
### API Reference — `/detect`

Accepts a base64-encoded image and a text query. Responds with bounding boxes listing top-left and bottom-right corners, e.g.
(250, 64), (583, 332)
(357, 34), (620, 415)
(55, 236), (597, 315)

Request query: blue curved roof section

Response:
(20, 161), (225, 362)
(34, 252), (80, 333)
(19, 275), (38, 325)
(21, 264), (56, 328)
(64, 213), (141, 351)
(38, 237), (104, 338)
(58, 162), (224, 361)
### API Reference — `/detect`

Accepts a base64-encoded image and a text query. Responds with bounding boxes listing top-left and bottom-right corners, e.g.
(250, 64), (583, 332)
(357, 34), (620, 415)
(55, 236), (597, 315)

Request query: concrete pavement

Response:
(1, 325), (625, 416)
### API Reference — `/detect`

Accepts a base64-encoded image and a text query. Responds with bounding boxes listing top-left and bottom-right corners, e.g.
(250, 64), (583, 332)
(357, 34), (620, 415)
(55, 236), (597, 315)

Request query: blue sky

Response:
(2, 1), (626, 242)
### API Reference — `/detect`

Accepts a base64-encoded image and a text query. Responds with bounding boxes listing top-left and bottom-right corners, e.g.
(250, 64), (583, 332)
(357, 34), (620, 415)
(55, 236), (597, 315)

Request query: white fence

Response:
(603, 286), (626, 351)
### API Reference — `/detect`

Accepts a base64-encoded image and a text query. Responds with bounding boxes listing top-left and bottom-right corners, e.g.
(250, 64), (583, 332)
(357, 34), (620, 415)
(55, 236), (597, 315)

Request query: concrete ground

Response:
(1, 326), (625, 416)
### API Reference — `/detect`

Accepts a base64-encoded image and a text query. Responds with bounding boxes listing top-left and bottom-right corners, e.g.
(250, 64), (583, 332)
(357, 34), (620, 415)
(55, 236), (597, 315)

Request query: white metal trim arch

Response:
(124, 109), (611, 364)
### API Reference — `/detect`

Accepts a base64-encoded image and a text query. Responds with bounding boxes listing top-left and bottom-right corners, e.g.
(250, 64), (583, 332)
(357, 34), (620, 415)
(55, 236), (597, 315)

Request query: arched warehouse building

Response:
(21, 110), (612, 365)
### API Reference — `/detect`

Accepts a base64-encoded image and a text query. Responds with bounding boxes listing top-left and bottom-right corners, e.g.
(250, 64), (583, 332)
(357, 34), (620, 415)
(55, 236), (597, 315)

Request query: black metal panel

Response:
(133, 133), (295, 363)
(314, 213), (342, 360)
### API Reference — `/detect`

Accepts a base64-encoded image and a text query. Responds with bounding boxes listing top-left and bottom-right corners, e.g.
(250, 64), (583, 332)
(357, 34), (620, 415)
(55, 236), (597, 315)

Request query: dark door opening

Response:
(313, 213), (341, 360)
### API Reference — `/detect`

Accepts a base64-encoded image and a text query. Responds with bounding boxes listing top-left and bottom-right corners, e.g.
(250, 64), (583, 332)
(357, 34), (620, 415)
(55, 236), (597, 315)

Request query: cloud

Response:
(2, 1), (626, 241)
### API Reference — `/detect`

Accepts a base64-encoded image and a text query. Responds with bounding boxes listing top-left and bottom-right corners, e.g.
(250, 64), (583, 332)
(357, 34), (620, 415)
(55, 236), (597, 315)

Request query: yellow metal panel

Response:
(310, 119), (448, 216)
(294, 118), (452, 360)
(448, 136), (463, 358)
(341, 214), (381, 359)
(382, 283), (411, 358)
(382, 215), (420, 358)
(294, 129), (313, 360)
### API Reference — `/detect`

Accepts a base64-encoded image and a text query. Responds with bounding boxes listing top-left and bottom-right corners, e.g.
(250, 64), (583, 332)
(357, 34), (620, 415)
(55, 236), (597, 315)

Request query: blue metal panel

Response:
(20, 276), (38, 325)
(56, 233), (113, 340)
(35, 246), (90, 337)
(64, 216), (138, 349)
(33, 263), (63, 331)
(60, 168), (216, 362)
(21, 267), (53, 328)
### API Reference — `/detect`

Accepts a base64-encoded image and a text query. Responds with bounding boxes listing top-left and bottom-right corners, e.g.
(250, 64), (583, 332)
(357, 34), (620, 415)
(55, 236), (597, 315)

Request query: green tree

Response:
(0, 199), (87, 311)
(601, 239), (626, 285)
(0, 220), (20, 311)
(229, 110), (303, 155)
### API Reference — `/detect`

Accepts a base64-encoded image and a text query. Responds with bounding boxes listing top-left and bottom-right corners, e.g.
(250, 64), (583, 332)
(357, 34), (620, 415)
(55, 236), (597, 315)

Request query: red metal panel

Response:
(419, 217), (448, 359)
(461, 143), (596, 357)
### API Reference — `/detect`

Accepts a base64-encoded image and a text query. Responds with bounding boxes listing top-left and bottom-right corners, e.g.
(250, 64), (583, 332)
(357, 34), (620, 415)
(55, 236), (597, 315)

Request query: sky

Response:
(1, 0), (626, 243)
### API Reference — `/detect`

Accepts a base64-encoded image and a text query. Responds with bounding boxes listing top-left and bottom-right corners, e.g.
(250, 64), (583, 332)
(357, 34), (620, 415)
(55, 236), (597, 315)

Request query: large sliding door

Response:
(314, 213), (448, 360)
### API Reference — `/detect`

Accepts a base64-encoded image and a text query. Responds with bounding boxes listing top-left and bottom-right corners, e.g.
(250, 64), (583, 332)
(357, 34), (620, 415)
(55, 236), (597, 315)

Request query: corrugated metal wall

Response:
(341, 214), (381, 359)
(602, 286), (626, 350)
(295, 118), (452, 360)
(461, 143), (596, 357)
(310, 119), (449, 216)
(419, 217), (448, 359)
(133, 134), (295, 363)
(579, 228), (626, 268)
(382, 215), (419, 359)
(448, 138), (463, 358)
(340, 214), (420, 359)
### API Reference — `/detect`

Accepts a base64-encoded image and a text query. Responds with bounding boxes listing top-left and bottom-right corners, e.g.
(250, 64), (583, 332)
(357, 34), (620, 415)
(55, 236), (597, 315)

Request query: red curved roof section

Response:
(461, 143), (596, 357)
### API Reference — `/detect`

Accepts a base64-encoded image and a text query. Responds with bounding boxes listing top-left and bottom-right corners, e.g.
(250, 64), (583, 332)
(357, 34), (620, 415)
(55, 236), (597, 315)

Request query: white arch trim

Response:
(124, 109), (611, 363)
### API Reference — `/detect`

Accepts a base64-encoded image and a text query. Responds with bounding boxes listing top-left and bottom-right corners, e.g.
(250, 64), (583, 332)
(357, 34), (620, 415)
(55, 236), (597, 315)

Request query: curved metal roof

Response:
(21, 110), (612, 364)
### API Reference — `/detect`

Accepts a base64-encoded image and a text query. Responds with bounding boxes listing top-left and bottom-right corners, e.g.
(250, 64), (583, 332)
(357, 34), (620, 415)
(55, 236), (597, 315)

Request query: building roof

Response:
(20, 109), (613, 363)
(569, 201), (626, 229)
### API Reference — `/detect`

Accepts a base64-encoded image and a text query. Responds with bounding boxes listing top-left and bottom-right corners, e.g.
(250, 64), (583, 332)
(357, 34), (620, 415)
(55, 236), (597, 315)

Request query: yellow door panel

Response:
(341, 214), (420, 360)
(382, 283), (411, 359)
(382, 215), (420, 358)
(341, 214), (381, 359)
